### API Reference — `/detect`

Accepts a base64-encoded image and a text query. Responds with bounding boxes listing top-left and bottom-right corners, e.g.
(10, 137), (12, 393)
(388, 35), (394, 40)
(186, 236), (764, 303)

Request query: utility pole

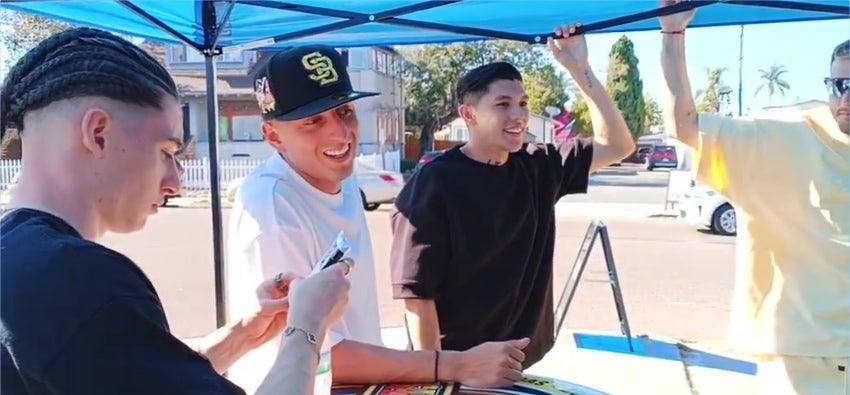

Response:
(737, 25), (744, 117)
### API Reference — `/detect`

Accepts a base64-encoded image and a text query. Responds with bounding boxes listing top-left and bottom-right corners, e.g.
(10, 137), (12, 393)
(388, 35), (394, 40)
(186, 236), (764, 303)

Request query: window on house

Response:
(194, 116), (229, 142)
(376, 115), (385, 144)
(169, 45), (244, 63)
(391, 55), (404, 76)
(348, 48), (369, 68)
(230, 115), (264, 141)
(451, 127), (468, 141)
(188, 48), (243, 63)
(218, 116), (230, 141)
(168, 45), (185, 62)
(372, 49), (389, 74)
(387, 112), (398, 144)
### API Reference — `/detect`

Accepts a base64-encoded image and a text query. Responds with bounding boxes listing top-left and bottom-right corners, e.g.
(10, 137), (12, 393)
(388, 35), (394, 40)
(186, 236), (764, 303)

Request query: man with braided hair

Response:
(0, 27), (352, 395)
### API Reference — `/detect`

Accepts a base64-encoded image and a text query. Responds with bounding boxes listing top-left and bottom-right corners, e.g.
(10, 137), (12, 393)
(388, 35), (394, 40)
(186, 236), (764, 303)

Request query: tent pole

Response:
(205, 55), (227, 329)
(737, 25), (744, 117)
(201, 0), (228, 329)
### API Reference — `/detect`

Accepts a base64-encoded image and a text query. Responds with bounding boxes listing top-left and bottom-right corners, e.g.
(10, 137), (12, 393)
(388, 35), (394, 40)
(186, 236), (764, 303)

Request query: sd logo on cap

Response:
(253, 45), (378, 122)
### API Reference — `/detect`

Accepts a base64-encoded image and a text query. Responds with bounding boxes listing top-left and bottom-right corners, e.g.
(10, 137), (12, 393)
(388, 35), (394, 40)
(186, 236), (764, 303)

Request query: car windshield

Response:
(654, 146), (675, 152)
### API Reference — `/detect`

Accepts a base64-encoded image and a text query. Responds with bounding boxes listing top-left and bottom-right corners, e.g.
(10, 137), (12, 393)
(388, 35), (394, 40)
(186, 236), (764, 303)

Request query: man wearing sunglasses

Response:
(658, 2), (849, 394)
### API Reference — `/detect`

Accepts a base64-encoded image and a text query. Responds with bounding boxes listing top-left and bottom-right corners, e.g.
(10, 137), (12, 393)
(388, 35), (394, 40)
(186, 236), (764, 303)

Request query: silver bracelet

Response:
(284, 325), (318, 345)
(284, 326), (321, 358)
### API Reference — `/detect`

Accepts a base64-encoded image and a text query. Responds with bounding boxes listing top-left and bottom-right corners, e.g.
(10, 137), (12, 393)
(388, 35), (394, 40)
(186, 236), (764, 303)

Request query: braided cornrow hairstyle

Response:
(0, 27), (178, 139)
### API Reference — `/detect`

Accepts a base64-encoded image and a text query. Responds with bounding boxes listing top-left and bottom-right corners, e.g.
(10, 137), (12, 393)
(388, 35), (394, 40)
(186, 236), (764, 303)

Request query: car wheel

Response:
(711, 203), (736, 236)
(360, 189), (379, 211)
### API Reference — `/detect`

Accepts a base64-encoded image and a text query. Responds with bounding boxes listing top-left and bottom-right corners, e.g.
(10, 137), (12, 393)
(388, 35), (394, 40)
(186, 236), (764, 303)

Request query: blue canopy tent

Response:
(4, 0), (847, 328)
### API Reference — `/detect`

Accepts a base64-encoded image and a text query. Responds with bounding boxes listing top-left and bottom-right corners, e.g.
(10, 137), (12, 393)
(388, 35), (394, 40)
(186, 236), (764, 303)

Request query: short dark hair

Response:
(831, 39), (849, 63)
(1, 27), (178, 137)
(456, 61), (523, 105)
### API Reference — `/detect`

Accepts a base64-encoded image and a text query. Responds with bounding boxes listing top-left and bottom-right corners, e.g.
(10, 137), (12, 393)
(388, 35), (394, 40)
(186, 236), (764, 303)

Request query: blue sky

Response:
(571, 18), (849, 113)
(2, 17), (847, 115)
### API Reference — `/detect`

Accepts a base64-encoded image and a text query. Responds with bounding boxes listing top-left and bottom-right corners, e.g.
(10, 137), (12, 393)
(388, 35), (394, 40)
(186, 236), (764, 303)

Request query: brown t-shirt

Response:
(389, 141), (594, 368)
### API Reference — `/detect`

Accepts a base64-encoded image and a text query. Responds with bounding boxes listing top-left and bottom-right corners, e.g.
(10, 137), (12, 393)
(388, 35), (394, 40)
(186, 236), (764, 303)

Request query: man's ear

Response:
(458, 103), (477, 127)
(79, 108), (111, 158)
(262, 122), (285, 152)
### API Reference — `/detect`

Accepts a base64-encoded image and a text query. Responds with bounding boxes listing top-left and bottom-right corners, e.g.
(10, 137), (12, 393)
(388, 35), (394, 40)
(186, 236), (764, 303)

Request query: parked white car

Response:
(354, 161), (405, 211)
(226, 160), (405, 211)
(678, 184), (737, 236)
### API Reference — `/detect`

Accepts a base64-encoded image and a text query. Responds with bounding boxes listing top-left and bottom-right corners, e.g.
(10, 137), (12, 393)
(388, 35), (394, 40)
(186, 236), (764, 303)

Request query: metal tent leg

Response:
(554, 220), (634, 352)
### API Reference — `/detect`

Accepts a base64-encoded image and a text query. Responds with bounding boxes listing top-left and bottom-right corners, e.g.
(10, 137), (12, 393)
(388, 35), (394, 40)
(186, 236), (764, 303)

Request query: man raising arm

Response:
(548, 23), (636, 172)
(658, 2), (850, 394)
(393, 23), (634, 369)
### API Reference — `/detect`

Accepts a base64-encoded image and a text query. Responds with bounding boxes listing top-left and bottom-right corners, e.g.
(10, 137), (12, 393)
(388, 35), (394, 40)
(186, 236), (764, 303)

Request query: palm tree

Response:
(754, 64), (790, 106)
(695, 67), (733, 115)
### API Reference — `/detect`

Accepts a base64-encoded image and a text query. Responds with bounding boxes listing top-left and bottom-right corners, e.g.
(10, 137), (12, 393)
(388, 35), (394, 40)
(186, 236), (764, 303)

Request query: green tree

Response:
(1, 11), (71, 70)
(1, 11), (72, 159)
(400, 40), (570, 154)
(605, 35), (646, 139)
(754, 64), (790, 106)
(571, 97), (593, 138)
(1, 10), (167, 71)
(524, 64), (571, 116)
(644, 94), (662, 131)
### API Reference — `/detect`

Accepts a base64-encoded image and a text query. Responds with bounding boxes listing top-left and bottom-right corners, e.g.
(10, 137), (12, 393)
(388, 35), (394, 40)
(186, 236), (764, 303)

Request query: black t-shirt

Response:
(0, 209), (245, 395)
(390, 141), (593, 368)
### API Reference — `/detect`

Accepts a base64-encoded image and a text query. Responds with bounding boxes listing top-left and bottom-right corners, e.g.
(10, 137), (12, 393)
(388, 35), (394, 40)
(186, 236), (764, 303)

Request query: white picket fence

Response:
(0, 160), (19, 189)
(0, 150), (402, 192)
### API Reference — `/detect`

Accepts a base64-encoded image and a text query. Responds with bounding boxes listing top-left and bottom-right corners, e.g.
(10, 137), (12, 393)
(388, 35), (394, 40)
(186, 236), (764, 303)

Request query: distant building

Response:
(434, 113), (559, 144)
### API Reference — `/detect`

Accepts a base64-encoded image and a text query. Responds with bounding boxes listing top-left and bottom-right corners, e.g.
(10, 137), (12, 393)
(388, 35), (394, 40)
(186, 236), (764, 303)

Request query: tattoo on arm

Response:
(584, 68), (592, 89)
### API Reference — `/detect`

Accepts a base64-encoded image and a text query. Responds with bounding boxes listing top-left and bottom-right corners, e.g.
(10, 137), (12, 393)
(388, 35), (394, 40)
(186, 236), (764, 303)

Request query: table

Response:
(331, 374), (610, 395)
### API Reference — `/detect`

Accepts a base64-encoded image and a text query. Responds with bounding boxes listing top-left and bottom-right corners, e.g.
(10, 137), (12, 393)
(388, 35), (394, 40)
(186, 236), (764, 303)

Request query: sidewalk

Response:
(160, 196), (676, 221)
(554, 202), (671, 219)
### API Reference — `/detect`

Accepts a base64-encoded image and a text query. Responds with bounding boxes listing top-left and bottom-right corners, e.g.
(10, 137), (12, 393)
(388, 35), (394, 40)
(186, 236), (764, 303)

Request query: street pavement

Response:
(577, 165), (671, 204)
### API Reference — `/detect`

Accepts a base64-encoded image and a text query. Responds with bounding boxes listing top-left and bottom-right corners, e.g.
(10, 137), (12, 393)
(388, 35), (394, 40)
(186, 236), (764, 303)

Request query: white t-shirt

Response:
(224, 153), (383, 394)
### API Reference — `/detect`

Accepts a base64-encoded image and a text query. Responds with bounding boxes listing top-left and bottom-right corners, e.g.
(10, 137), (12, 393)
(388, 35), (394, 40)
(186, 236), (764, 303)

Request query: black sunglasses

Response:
(824, 77), (849, 97)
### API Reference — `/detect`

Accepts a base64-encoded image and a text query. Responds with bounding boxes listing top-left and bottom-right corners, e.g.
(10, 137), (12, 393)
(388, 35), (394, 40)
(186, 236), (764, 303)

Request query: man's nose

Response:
(162, 158), (183, 195)
(510, 104), (528, 120)
(327, 114), (352, 140)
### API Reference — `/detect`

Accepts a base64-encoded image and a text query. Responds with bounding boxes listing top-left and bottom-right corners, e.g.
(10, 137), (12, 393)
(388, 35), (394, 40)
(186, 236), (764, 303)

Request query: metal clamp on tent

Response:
(3, 0), (846, 327)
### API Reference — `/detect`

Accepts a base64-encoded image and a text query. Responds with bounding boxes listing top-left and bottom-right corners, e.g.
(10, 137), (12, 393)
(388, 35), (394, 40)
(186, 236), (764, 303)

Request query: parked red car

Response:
(646, 145), (678, 171)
